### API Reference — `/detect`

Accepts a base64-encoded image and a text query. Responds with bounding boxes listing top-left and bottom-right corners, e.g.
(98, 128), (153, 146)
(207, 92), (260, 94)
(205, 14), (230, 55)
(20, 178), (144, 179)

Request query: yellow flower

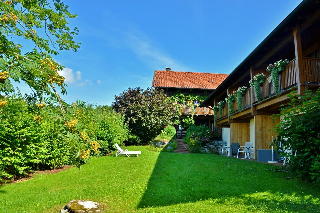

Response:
(80, 149), (90, 160)
(90, 141), (100, 154)
(36, 102), (46, 109)
(0, 100), (8, 108)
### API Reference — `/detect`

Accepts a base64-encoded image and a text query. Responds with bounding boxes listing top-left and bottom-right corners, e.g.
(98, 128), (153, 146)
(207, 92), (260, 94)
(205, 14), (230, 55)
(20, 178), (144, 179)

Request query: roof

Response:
(201, 0), (319, 106)
(152, 70), (229, 90)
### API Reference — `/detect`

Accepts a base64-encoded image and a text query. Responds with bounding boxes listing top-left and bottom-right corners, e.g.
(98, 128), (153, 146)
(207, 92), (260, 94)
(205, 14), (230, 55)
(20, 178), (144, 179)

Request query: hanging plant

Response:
(225, 94), (236, 118)
(249, 73), (266, 102)
(217, 101), (225, 116)
(213, 105), (219, 124)
(267, 59), (289, 95)
(235, 86), (248, 111)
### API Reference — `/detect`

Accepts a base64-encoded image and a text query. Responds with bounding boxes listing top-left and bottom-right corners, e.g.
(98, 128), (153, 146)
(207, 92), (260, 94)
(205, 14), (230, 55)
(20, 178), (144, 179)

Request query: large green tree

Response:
(113, 87), (179, 144)
(0, 0), (80, 102)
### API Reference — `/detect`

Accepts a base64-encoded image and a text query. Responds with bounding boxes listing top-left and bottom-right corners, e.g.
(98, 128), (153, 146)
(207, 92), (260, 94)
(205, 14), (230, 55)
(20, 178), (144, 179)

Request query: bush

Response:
(184, 125), (213, 153)
(113, 87), (179, 144)
(0, 96), (129, 182)
(273, 89), (320, 184)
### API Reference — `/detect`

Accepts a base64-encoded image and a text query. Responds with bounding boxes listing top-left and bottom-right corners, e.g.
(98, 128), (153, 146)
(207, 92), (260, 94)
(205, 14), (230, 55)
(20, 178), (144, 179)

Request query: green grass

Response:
(1, 146), (320, 212)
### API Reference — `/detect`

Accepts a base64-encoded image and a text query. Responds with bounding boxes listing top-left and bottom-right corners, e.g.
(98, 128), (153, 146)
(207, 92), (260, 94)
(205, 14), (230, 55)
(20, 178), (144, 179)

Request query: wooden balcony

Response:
(215, 57), (320, 122)
(181, 105), (214, 116)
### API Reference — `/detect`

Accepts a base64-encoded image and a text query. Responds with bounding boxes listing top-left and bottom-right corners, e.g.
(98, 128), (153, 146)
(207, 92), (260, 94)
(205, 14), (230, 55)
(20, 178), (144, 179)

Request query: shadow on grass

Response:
(137, 151), (320, 211)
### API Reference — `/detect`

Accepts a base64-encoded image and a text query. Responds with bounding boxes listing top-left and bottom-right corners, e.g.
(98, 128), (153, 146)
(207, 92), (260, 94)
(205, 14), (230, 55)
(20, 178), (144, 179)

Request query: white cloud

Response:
(77, 80), (92, 87)
(125, 32), (190, 71)
(59, 67), (82, 84)
(97, 80), (101, 84)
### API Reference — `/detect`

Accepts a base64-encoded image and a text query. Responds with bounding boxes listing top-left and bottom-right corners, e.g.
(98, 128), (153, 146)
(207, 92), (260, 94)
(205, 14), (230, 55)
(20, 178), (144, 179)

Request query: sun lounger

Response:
(115, 143), (141, 157)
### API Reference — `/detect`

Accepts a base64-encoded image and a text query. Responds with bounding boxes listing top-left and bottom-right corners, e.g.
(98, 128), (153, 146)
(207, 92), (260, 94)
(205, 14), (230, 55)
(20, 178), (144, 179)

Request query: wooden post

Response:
(250, 66), (256, 116)
(293, 26), (305, 96)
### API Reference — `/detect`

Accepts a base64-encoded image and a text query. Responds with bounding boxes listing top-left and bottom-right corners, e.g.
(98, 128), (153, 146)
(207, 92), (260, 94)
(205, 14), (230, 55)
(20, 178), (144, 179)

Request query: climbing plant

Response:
(249, 73), (266, 102)
(267, 59), (289, 95)
(213, 105), (219, 124)
(235, 86), (247, 111)
(225, 94), (236, 118)
(217, 101), (225, 116)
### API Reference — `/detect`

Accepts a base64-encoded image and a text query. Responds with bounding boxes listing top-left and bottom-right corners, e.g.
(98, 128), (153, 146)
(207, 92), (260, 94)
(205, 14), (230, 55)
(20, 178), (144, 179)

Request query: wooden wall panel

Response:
(230, 123), (250, 146)
(254, 115), (280, 150)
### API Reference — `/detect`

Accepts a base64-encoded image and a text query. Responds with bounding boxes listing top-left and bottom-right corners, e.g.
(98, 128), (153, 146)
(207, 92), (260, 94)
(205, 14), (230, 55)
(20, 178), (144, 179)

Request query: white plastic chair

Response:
(115, 143), (141, 157)
(237, 142), (254, 159)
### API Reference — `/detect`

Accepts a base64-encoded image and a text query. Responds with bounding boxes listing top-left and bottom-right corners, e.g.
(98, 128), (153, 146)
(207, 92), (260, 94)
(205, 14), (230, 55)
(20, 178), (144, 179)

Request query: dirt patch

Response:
(9, 165), (73, 184)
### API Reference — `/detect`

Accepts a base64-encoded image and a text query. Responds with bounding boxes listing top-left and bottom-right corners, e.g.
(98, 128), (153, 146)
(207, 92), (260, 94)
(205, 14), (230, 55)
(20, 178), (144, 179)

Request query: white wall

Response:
(250, 118), (255, 159)
(222, 128), (230, 147)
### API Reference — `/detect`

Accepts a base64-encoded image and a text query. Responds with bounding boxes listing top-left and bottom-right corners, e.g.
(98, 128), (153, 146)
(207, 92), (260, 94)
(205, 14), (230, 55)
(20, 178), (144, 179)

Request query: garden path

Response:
(174, 139), (189, 154)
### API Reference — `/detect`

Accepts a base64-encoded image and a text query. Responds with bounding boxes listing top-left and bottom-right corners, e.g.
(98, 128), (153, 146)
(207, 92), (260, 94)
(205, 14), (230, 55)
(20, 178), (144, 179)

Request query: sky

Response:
(19, 0), (303, 106)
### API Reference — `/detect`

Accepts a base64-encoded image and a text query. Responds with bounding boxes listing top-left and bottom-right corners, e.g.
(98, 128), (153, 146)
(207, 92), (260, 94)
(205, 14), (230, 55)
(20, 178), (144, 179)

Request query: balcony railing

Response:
(303, 57), (320, 84)
(181, 105), (214, 116)
(215, 57), (320, 122)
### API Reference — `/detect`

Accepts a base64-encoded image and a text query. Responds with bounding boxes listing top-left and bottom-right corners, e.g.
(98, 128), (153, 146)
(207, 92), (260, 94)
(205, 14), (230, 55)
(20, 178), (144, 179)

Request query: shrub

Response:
(273, 89), (320, 184)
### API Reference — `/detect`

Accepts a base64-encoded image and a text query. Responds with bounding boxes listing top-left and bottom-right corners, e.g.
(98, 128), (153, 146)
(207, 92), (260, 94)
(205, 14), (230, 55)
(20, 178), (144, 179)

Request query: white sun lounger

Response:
(115, 143), (141, 157)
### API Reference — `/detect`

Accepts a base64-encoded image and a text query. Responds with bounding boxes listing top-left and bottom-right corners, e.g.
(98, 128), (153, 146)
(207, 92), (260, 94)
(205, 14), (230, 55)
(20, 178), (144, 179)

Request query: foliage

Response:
(0, 96), (128, 181)
(249, 73), (266, 102)
(235, 86), (247, 111)
(113, 87), (179, 144)
(168, 92), (207, 107)
(213, 105), (219, 124)
(182, 115), (195, 128)
(273, 89), (320, 184)
(217, 101), (225, 116)
(185, 125), (213, 153)
(0, 0), (80, 99)
(267, 59), (289, 95)
(225, 94), (236, 118)
(154, 125), (176, 142)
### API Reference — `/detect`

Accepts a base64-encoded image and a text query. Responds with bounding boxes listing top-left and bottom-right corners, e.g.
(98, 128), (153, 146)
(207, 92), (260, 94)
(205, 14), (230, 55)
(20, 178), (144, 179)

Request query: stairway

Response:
(174, 139), (190, 154)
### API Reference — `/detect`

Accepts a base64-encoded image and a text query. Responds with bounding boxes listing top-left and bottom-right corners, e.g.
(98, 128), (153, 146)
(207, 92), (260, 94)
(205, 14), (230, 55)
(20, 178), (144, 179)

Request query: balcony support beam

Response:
(293, 26), (305, 96)
(250, 66), (257, 116)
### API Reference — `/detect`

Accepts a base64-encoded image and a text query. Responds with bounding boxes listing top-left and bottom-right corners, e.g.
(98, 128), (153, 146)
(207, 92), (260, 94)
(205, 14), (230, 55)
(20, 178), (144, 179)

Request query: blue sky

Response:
(36, 0), (302, 106)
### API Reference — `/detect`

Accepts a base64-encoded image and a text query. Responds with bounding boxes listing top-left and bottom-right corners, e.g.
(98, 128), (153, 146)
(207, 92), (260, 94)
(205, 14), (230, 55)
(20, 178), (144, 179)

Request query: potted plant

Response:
(267, 59), (289, 95)
(249, 73), (266, 102)
(235, 86), (248, 111)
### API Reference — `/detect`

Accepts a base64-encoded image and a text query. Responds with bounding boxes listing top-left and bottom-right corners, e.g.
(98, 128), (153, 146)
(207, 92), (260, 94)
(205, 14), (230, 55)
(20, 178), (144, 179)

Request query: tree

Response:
(273, 89), (320, 184)
(113, 87), (179, 144)
(0, 0), (80, 104)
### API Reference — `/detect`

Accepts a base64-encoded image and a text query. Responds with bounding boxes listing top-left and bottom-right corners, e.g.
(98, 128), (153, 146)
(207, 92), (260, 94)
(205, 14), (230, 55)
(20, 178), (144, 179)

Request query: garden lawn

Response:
(1, 146), (320, 212)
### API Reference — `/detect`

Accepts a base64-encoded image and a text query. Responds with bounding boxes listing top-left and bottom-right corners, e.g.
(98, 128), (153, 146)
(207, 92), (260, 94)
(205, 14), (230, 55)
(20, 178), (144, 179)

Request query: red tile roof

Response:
(152, 70), (229, 89)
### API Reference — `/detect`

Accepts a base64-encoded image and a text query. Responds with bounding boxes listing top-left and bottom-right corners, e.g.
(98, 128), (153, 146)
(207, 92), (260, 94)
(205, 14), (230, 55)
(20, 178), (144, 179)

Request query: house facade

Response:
(152, 67), (228, 130)
(201, 0), (320, 159)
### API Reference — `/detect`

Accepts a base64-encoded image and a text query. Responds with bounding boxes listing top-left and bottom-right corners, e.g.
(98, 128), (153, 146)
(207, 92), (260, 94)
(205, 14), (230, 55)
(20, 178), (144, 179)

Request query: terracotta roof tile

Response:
(152, 70), (229, 89)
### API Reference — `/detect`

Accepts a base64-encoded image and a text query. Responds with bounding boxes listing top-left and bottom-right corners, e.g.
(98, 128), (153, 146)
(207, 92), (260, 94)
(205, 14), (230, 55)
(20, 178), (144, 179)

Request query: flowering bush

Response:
(185, 125), (213, 153)
(0, 96), (128, 182)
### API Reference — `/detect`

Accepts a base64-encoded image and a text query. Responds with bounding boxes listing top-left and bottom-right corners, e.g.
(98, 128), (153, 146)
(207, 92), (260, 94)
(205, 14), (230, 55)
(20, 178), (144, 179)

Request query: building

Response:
(201, 0), (320, 159)
(152, 67), (228, 129)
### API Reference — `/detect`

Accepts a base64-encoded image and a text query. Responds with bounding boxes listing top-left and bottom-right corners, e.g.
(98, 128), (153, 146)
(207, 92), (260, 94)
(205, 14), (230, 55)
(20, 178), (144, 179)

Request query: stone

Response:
(62, 200), (100, 213)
